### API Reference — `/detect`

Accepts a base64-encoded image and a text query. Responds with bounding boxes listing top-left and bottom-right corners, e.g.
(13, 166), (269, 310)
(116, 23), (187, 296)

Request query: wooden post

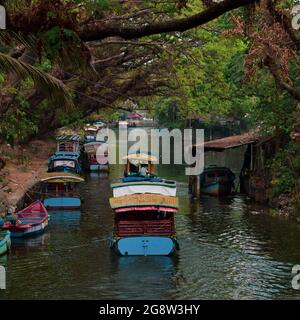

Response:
(195, 175), (201, 198)
(189, 175), (201, 198)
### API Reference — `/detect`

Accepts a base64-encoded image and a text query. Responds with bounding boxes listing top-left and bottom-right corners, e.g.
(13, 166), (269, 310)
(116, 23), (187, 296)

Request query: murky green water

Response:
(1, 139), (300, 299)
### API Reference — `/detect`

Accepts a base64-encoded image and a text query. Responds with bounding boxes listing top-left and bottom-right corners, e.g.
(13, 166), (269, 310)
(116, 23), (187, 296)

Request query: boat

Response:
(84, 125), (99, 143)
(83, 141), (109, 172)
(200, 165), (235, 196)
(48, 151), (82, 174)
(0, 229), (11, 255)
(56, 135), (81, 153)
(40, 172), (84, 210)
(110, 194), (179, 256)
(2, 201), (49, 238)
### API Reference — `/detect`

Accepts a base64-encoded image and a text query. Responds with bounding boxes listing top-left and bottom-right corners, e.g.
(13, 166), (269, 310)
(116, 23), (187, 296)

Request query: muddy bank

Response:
(0, 139), (55, 214)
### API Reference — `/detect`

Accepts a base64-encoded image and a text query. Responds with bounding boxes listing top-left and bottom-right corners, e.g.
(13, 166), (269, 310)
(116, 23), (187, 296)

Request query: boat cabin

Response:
(110, 194), (177, 237)
(114, 208), (176, 237)
(56, 135), (81, 153)
(48, 152), (82, 174)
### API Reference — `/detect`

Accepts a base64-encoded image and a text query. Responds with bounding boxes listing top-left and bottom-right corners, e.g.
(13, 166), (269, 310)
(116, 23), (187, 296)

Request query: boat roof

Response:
(202, 165), (234, 174)
(56, 135), (81, 142)
(40, 172), (84, 183)
(50, 152), (81, 161)
(109, 194), (178, 210)
(111, 181), (176, 188)
(84, 126), (98, 131)
(123, 151), (158, 163)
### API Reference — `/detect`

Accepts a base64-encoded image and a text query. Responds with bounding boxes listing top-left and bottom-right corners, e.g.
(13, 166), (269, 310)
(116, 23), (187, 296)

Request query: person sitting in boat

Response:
(139, 164), (149, 177)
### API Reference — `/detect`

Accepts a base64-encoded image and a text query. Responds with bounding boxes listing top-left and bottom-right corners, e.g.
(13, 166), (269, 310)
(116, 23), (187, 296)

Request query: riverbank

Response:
(0, 139), (55, 214)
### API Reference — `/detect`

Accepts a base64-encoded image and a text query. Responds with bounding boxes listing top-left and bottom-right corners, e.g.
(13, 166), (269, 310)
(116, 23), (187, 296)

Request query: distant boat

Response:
(48, 151), (82, 175)
(0, 230), (11, 255)
(83, 141), (109, 172)
(84, 125), (99, 143)
(2, 201), (49, 238)
(40, 172), (84, 210)
(200, 165), (235, 196)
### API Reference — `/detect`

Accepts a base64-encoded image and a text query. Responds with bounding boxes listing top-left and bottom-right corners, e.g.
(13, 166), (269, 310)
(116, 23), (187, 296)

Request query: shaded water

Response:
(1, 142), (300, 299)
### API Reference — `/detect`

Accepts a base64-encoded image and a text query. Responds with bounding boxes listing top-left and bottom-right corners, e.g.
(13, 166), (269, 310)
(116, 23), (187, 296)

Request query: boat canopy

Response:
(111, 181), (176, 189)
(56, 135), (81, 142)
(123, 152), (158, 163)
(109, 193), (178, 210)
(84, 125), (98, 132)
(41, 172), (84, 183)
(115, 206), (177, 213)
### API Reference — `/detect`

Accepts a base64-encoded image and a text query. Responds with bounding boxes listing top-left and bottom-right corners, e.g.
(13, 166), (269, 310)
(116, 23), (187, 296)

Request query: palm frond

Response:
(0, 52), (74, 109)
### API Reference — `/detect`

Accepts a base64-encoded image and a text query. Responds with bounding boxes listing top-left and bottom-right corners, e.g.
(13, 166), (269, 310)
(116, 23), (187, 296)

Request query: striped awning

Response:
(56, 135), (81, 142)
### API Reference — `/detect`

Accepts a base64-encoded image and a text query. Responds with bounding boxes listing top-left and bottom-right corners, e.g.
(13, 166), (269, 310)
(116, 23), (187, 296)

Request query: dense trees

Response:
(0, 0), (299, 143)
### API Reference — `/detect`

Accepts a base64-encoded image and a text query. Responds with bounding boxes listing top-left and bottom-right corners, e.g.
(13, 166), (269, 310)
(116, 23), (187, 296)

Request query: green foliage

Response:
(270, 142), (300, 197)
(0, 94), (39, 144)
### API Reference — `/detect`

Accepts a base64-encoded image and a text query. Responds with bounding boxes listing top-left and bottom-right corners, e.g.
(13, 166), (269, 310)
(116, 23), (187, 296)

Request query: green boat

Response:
(0, 230), (11, 256)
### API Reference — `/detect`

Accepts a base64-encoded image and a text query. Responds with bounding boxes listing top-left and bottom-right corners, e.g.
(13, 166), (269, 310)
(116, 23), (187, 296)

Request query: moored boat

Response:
(83, 141), (109, 172)
(40, 172), (84, 210)
(2, 201), (49, 238)
(110, 193), (179, 256)
(200, 165), (235, 196)
(84, 125), (98, 143)
(48, 151), (82, 174)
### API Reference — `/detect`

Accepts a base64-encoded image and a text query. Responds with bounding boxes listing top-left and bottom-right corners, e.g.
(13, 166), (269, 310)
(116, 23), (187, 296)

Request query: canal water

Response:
(1, 138), (300, 299)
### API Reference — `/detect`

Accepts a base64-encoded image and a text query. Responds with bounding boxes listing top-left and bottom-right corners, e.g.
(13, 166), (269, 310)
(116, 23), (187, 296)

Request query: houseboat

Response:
(110, 194), (179, 256)
(83, 141), (109, 172)
(200, 165), (235, 196)
(40, 172), (84, 210)
(48, 152), (82, 175)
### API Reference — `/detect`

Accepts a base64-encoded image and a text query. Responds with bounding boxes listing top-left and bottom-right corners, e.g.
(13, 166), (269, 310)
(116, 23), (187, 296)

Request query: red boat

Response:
(3, 201), (49, 238)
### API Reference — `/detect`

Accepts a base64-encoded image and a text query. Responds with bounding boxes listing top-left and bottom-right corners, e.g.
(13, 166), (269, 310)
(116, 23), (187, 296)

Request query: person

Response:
(139, 165), (148, 177)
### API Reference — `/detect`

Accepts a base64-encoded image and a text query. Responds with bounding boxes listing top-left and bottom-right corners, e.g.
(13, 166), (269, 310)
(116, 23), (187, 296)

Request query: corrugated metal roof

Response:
(193, 131), (260, 152)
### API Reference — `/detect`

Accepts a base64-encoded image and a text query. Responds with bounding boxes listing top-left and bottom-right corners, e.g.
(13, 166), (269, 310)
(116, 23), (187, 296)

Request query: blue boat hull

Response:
(90, 164), (109, 171)
(113, 236), (177, 256)
(201, 181), (232, 196)
(43, 197), (81, 210)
